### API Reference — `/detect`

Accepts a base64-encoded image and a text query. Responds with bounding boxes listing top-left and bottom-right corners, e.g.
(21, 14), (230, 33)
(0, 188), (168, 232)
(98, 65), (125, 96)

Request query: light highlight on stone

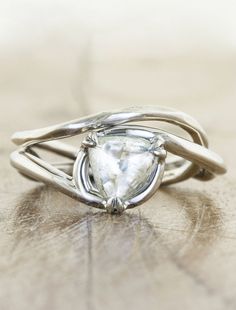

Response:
(88, 135), (157, 200)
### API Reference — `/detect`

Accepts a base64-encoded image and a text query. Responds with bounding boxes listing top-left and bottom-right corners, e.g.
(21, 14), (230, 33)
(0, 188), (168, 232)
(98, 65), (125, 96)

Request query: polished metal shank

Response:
(10, 106), (227, 213)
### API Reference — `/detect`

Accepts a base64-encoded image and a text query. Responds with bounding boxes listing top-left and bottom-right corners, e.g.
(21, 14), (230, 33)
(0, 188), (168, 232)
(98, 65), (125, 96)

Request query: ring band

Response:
(10, 106), (227, 214)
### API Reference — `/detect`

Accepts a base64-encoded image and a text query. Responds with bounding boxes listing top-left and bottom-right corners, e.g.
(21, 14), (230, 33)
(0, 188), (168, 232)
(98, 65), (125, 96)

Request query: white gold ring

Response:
(10, 106), (227, 214)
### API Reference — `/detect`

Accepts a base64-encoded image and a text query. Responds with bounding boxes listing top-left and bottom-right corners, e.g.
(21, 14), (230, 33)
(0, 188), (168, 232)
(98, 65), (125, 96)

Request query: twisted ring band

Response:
(10, 107), (226, 214)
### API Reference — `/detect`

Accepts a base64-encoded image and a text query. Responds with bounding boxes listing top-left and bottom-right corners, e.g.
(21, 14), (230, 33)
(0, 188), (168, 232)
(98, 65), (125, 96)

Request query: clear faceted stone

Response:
(88, 135), (157, 200)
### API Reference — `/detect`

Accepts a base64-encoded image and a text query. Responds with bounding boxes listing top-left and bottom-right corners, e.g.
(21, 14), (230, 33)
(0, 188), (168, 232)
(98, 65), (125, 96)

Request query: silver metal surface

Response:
(10, 106), (227, 214)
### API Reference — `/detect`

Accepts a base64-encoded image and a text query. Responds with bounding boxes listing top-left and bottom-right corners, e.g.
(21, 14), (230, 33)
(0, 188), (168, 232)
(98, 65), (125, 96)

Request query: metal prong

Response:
(150, 135), (165, 147)
(150, 136), (166, 159)
(104, 197), (126, 214)
(153, 148), (167, 160)
(82, 132), (98, 149)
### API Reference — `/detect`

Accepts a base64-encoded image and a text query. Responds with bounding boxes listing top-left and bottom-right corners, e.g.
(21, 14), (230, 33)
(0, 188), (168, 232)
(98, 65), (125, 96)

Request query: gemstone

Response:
(88, 135), (157, 201)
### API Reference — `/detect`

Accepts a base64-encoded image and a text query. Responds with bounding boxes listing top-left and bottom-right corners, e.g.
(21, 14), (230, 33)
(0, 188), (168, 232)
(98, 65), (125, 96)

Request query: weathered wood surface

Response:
(0, 10), (236, 309)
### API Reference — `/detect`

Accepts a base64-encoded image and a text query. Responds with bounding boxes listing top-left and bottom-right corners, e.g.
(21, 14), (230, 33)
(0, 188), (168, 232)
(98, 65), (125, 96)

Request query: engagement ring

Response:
(11, 107), (226, 214)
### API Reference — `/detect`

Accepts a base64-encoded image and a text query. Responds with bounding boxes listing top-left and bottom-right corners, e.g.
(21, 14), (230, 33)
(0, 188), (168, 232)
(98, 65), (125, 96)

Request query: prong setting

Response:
(76, 127), (166, 214)
(153, 148), (167, 160)
(103, 197), (127, 214)
(82, 132), (98, 149)
(150, 136), (167, 160)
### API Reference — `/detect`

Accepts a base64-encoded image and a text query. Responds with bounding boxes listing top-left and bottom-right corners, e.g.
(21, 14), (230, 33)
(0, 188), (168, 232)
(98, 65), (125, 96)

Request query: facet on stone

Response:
(88, 135), (157, 201)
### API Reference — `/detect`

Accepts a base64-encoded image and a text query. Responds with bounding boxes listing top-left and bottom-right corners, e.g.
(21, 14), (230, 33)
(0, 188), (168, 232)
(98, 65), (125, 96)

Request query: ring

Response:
(10, 106), (227, 214)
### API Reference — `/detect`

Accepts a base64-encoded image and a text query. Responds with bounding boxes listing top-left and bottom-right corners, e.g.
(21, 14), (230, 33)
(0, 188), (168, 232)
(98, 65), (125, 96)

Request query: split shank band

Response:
(11, 107), (226, 214)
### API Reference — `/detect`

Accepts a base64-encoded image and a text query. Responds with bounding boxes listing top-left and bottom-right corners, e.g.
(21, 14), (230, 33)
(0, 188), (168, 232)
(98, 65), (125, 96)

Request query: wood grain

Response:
(0, 45), (236, 310)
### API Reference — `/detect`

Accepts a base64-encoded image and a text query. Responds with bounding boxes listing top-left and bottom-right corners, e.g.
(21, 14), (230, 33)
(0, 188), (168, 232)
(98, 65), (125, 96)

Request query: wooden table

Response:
(0, 49), (235, 310)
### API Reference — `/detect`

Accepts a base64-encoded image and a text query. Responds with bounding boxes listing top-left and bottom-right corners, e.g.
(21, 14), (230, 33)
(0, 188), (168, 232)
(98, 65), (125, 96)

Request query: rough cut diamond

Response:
(88, 135), (157, 200)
